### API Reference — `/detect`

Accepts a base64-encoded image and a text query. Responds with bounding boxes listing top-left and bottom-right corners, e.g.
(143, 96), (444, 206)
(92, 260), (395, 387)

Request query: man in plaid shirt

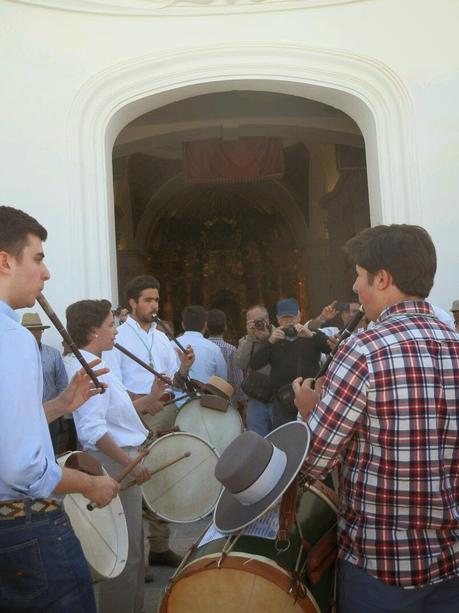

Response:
(294, 224), (459, 612)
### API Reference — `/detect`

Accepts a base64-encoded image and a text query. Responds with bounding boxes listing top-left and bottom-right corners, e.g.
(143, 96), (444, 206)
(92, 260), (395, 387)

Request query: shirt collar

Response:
(183, 330), (203, 338)
(125, 314), (156, 333)
(378, 300), (433, 323)
(0, 300), (19, 322)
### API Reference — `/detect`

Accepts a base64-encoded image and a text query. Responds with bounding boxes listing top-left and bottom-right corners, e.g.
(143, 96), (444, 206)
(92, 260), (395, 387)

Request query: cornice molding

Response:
(13, 0), (369, 17)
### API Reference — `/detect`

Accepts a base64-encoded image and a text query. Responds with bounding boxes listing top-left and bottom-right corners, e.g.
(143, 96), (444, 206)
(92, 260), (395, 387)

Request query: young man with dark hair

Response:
(181, 304), (207, 332)
(0, 205), (118, 612)
(207, 308), (244, 405)
(106, 275), (194, 570)
(180, 305), (227, 383)
(65, 298), (166, 613)
(294, 224), (459, 612)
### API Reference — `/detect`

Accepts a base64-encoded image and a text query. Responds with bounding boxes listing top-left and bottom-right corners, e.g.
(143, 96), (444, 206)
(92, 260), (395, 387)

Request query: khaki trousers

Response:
(91, 448), (144, 613)
(144, 403), (178, 553)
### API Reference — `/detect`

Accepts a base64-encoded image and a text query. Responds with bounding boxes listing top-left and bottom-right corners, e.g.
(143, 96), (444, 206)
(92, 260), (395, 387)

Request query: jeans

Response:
(246, 399), (273, 436)
(0, 506), (96, 612)
(338, 559), (459, 613)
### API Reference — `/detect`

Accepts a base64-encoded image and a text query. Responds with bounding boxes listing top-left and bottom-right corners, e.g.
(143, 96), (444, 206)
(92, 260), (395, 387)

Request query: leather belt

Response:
(0, 498), (61, 520)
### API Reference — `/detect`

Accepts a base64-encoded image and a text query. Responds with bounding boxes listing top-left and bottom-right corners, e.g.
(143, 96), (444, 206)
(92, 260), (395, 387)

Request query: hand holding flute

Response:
(292, 305), (365, 421)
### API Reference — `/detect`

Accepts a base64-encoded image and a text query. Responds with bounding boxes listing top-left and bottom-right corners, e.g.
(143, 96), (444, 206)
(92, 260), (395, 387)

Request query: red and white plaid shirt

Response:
(304, 300), (459, 587)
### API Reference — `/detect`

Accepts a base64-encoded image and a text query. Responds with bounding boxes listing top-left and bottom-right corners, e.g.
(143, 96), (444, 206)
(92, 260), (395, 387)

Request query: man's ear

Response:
(0, 250), (14, 276)
(127, 297), (136, 313)
(374, 269), (393, 290)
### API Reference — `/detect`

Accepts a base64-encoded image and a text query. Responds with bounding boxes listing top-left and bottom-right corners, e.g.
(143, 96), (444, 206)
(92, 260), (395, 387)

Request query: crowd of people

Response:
(1, 203), (459, 613)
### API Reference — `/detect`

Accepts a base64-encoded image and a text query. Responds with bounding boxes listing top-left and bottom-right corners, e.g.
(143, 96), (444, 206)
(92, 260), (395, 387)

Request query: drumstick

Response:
(120, 451), (191, 491)
(86, 448), (151, 511)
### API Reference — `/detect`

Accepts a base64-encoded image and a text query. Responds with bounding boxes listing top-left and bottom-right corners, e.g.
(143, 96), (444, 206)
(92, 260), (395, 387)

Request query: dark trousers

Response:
(338, 559), (459, 613)
(0, 508), (96, 612)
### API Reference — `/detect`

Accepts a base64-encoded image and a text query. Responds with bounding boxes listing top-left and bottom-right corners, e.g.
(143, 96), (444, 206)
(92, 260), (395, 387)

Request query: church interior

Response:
(112, 90), (370, 341)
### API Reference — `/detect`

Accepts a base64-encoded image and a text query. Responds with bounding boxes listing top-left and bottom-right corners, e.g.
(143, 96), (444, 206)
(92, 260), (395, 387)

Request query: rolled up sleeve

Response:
(0, 329), (62, 499)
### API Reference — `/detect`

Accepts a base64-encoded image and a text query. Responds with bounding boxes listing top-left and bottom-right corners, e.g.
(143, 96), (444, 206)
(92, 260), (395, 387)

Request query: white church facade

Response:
(1, 0), (458, 333)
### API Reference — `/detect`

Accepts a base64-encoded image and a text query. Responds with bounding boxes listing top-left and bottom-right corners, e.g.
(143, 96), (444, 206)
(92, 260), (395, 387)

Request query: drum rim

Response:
(57, 451), (129, 580)
(161, 552), (321, 613)
(175, 398), (243, 427)
(141, 431), (222, 524)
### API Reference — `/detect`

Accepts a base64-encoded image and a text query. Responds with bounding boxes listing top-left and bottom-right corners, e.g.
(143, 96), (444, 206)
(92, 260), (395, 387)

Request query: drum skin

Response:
(174, 397), (243, 455)
(57, 451), (128, 583)
(141, 432), (222, 523)
(160, 484), (337, 613)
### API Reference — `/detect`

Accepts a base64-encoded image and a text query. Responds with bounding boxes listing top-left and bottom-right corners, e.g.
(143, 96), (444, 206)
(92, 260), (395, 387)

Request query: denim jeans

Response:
(0, 506), (96, 612)
(338, 559), (459, 613)
(246, 399), (273, 436)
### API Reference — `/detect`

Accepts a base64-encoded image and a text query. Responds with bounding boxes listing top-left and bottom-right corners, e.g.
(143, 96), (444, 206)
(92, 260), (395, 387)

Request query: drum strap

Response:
(304, 523), (338, 586)
(276, 477), (299, 545)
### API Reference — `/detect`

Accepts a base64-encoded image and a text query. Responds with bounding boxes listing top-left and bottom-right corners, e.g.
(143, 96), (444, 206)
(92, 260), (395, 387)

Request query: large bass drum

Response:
(174, 397), (243, 455)
(57, 451), (128, 583)
(141, 432), (222, 523)
(159, 481), (337, 613)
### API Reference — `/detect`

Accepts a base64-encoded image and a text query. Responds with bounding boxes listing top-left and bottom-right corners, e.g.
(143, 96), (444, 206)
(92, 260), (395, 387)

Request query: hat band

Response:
(234, 445), (287, 506)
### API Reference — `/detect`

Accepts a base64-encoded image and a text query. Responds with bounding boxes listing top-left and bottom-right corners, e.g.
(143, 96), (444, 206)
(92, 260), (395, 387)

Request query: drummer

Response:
(106, 275), (195, 569)
(0, 206), (119, 613)
(64, 298), (168, 613)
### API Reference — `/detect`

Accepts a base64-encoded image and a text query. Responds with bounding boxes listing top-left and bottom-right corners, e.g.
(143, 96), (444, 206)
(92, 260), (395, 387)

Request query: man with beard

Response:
(106, 275), (194, 571)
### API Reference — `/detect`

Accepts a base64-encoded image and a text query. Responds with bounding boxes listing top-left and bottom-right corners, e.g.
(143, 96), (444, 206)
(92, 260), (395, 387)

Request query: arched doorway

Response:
(112, 90), (370, 338)
(68, 45), (418, 309)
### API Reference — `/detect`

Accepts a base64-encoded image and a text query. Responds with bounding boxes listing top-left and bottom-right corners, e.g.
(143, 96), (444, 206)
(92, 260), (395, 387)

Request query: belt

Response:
(0, 498), (62, 520)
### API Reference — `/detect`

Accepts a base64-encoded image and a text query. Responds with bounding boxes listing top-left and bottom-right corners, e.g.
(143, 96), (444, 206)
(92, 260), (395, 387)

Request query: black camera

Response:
(254, 319), (267, 331)
(282, 326), (298, 338)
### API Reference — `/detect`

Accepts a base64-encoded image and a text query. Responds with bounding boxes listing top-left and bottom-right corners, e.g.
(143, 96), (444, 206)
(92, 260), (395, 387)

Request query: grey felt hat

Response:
(213, 422), (310, 533)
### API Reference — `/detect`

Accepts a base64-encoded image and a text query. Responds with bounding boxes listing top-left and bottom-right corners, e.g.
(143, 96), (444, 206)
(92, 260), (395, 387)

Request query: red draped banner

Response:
(183, 137), (284, 183)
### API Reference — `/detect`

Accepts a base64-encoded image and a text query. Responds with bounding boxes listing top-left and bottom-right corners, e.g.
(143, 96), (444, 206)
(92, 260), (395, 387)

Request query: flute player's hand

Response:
(61, 358), (109, 414)
(292, 377), (320, 421)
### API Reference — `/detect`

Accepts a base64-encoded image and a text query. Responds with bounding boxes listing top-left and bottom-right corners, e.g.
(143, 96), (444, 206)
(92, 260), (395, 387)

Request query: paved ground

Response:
(143, 519), (208, 612)
(94, 518), (208, 612)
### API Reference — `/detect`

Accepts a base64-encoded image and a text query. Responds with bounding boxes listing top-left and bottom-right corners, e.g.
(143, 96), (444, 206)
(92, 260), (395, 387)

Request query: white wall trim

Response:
(14, 0), (370, 17)
(66, 43), (420, 301)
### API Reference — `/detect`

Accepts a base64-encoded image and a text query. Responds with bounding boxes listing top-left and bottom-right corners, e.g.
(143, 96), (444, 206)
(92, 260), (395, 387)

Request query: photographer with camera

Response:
(234, 305), (274, 436)
(250, 298), (330, 428)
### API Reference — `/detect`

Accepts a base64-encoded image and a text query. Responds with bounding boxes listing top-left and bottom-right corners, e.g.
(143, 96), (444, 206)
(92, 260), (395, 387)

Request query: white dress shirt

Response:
(104, 316), (178, 395)
(178, 331), (228, 383)
(65, 350), (148, 451)
(0, 300), (61, 500)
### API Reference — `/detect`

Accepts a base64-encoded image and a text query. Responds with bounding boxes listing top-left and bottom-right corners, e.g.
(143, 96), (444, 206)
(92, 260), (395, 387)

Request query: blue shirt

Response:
(0, 300), (61, 501)
(40, 343), (68, 402)
(178, 331), (228, 383)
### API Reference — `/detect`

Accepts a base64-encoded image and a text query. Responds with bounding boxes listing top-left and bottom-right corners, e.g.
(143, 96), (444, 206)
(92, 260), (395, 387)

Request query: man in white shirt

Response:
(105, 275), (195, 569)
(0, 206), (118, 612)
(65, 298), (168, 613)
(179, 305), (228, 384)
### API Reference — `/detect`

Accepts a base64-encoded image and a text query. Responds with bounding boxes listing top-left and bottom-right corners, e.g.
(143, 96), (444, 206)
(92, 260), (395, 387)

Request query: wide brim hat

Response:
(21, 312), (50, 329)
(213, 421), (310, 533)
(203, 375), (234, 400)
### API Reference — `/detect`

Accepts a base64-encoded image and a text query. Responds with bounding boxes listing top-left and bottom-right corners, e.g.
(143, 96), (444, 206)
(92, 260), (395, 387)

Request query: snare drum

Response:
(159, 482), (337, 612)
(174, 397), (243, 455)
(57, 451), (128, 583)
(141, 432), (222, 523)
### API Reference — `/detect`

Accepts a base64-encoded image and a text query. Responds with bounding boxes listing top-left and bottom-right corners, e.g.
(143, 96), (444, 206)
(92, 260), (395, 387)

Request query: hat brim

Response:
(24, 325), (50, 329)
(203, 383), (231, 400)
(213, 421), (310, 533)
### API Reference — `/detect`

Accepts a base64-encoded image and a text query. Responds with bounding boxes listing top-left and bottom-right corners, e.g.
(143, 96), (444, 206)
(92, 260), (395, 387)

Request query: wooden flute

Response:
(37, 292), (105, 393)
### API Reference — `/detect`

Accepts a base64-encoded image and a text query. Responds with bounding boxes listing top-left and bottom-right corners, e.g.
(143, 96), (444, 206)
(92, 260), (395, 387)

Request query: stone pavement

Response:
(144, 518), (209, 613)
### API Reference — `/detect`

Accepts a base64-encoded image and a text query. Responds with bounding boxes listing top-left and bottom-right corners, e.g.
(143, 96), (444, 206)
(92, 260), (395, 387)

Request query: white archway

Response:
(67, 43), (419, 301)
